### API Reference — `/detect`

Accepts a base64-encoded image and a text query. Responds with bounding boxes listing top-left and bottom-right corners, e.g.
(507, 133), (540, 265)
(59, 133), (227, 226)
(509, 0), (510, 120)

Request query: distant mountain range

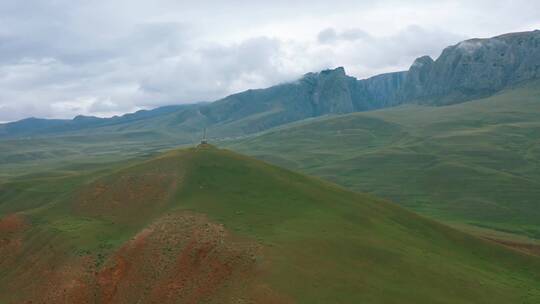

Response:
(1, 30), (539, 140)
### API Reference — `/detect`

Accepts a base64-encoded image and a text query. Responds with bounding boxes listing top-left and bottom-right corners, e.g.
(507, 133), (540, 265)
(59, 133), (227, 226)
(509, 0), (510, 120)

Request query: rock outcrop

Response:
(397, 30), (540, 104)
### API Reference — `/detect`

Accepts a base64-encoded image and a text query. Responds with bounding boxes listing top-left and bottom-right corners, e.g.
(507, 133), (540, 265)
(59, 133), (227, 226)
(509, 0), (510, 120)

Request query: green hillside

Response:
(1, 146), (539, 303)
(227, 82), (540, 240)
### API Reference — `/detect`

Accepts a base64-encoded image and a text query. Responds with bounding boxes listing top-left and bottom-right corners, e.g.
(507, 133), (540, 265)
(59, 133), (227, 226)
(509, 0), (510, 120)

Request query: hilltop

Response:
(1, 147), (539, 303)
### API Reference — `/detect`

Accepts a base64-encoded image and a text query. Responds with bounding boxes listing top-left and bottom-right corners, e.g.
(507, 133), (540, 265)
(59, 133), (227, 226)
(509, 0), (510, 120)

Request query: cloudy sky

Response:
(0, 0), (539, 122)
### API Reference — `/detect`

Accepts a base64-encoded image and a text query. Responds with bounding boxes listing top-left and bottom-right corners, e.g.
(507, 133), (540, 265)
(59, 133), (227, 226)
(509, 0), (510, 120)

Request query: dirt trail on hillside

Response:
(486, 237), (540, 256)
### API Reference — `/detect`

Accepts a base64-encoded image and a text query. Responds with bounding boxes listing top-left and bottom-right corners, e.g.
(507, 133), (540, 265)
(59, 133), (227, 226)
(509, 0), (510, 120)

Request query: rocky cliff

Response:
(397, 30), (540, 104)
(2, 30), (539, 138)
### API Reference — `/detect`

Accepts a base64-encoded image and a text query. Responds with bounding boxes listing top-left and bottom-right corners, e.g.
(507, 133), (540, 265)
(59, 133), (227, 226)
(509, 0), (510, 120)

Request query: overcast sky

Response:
(0, 0), (539, 122)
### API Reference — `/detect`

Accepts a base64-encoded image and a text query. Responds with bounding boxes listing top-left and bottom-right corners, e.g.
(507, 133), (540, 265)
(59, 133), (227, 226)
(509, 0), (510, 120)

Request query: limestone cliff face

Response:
(357, 71), (407, 109)
(302, 67), (357, 115)
(398, 56), (435, 102)
(398, 30), (540, 104)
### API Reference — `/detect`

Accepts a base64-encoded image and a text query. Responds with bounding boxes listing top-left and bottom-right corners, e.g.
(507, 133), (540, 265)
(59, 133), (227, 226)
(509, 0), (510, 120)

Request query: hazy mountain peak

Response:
(301, 66), (347, 81)
(320, 66), (346, 76)
(410, 55), (434, 68)
(73, 115), (101, 121)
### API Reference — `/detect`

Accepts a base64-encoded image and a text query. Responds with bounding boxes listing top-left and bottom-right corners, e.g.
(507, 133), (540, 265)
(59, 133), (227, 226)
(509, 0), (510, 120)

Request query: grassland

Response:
(2, 82), (540, 246)
(1, 146), (539, 303)
(2, 82), (539, 247)
(227, 82), (540, 240)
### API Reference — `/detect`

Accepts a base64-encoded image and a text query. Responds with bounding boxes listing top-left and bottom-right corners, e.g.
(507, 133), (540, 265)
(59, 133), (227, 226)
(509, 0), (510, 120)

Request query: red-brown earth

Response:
(0, 212), (292, 304)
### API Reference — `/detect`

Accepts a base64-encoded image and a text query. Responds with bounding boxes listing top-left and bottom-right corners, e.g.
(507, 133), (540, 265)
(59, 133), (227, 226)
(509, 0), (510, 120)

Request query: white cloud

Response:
(0, 0), (539, 121)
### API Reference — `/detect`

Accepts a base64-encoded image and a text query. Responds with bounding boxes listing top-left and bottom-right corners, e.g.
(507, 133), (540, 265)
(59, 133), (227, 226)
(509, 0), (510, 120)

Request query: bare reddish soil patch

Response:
(0, 213), (28, 233)
(0, 212), (292, 304)
(0, 213), (29, 267)
(0, 227), (96, 304)
(26, 255), (96, 304)
(95, 212), (274, 304)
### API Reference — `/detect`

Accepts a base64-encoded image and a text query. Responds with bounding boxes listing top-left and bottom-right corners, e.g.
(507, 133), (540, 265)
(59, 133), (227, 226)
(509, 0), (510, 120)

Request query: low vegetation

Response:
(1, 147), (539, 303)
(227, 82), (540, 240)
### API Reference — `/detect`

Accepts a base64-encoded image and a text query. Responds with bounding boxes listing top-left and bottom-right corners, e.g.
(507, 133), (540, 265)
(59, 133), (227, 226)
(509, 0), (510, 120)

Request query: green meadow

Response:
(227, 82), (540, 240)
(1, 147), (539, 303)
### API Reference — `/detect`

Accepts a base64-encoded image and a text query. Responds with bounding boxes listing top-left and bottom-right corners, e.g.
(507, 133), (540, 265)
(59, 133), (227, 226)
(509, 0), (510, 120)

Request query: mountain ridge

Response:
(1, 29), (539, 142)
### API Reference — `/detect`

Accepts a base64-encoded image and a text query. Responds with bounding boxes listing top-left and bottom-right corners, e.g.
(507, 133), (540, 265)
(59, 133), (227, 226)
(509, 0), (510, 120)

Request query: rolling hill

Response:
(227, 81), (540, 241)
(1, 146), (539, 303)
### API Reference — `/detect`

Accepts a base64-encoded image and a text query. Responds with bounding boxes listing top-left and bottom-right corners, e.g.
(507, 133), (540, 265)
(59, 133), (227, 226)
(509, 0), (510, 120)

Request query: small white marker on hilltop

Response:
(201, 128), (208, 145)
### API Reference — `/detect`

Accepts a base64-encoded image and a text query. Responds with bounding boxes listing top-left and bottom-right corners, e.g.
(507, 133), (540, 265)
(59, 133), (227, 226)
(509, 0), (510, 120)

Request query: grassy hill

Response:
(227, 82), (540, 241)
(1, 146), (539, 303)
